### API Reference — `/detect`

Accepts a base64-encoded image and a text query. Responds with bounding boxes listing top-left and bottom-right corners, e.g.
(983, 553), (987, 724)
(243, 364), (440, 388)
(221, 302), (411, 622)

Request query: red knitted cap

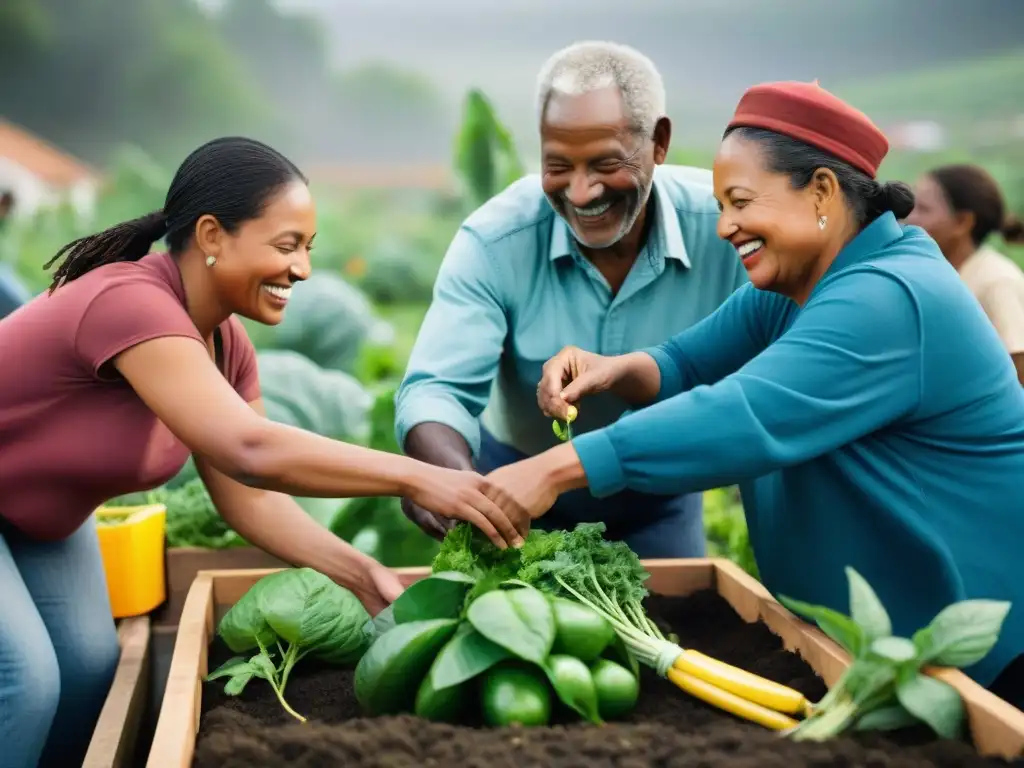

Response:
(726, 80), (889, 178)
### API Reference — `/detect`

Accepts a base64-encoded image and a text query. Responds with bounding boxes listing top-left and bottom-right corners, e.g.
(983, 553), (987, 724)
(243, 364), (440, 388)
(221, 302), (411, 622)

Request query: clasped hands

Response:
(405, 346), (623, 547)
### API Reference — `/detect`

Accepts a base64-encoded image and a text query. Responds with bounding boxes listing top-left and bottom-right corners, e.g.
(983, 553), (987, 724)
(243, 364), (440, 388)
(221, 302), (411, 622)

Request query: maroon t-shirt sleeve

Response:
(74, 277), (205, 375)
(222, 316), (261, 403)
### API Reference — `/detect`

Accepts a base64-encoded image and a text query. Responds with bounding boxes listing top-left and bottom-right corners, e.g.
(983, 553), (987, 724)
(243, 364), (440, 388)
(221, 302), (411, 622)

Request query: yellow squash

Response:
(667, 667), (800, 731)
(673, 649), (813, 717)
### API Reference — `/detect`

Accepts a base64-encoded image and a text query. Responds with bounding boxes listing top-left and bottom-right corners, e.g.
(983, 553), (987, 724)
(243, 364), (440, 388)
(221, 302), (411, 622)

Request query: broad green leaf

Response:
(223, 671), (254, 696)
(257, 568), (371, 664)
(217, 582), (277, 653)
(354, 618), (460, 716)
(846, 567), (892, 640)
(869, 636), (918, 664)
(777, 594), (866, 656)
(916, 600), (1012, 668)
(428, 623), (512, 690)
(467, 586), (555, 664)
(855, 704), (920, 732)
(205, 656), (251, 681)
(248, 653), (276, 680)
(896, 674), (965, 740)
(392, 571), (476, 624)
(544, 654), (603, 725)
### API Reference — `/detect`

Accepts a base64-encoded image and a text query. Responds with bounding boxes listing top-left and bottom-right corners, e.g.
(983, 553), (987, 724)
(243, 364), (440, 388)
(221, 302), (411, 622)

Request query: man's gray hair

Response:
(535, 41), (667, 136)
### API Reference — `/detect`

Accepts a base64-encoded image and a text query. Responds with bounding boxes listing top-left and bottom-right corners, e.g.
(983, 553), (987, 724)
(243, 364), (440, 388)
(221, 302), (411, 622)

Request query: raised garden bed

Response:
(149, 560), (1024, 767)
(82, 616), (151, 768)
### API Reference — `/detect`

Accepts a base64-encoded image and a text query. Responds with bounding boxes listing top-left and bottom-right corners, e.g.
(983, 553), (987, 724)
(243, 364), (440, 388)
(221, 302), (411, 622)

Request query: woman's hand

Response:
(538, 347), (663, 417)
(537, 346), (624, 419)
(484, 444), (589, 522)
(352, 560), (406, 616)
(407, 465), (530, 549)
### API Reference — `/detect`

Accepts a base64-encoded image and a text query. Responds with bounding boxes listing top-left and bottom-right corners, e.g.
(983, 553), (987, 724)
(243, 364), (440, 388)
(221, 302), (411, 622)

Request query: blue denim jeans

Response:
(0, 516), (121, 768)
(477, 429), (706, 559)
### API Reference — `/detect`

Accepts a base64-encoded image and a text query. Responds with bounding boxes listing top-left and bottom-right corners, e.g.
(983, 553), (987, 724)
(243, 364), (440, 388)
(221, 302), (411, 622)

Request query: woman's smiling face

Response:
(713, 132), (834, 301)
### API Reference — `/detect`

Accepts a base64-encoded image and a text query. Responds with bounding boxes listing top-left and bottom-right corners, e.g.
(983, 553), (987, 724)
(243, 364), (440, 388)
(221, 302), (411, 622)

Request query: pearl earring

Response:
(818, 215), (828, 230)
(206, 255), (216, 267)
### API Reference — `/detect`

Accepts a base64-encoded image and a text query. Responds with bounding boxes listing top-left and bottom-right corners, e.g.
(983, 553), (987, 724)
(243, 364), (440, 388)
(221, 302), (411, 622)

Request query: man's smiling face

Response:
(540, 86), (660, 250)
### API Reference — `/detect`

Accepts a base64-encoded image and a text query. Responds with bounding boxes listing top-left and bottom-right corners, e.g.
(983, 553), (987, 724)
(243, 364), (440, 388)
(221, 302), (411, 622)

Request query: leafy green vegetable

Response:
(778, 566), (1011, 742)
(207, 568), (371, 722)
(466, 586), (555, 665)
(354, 618), (460, 715)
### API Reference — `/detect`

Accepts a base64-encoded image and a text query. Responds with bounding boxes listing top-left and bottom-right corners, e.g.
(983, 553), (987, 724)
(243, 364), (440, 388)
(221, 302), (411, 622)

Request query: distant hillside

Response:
(836, 49), (1024, 124)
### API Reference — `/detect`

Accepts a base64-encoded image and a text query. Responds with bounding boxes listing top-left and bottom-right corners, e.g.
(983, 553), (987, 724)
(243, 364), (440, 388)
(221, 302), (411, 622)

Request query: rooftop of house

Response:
(0, 118), (98, 187)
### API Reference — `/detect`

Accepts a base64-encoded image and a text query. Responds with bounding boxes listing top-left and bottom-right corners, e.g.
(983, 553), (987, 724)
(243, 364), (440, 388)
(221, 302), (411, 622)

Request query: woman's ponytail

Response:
(44, 210), (167, 293)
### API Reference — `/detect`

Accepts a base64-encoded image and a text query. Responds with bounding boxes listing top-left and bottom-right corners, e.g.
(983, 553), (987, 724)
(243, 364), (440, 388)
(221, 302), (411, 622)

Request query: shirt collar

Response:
(548, 168), (691, 269)
(823, 211), (904, 276)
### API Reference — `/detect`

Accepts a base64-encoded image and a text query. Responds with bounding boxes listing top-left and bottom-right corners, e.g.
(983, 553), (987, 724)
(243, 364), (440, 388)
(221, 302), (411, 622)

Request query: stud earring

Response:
(205, 255), (216, 267)
(818, 215), (828, 230)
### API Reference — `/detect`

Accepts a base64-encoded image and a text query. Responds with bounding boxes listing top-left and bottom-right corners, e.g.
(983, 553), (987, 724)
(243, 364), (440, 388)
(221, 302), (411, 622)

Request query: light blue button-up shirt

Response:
(395, 164), (749, 459)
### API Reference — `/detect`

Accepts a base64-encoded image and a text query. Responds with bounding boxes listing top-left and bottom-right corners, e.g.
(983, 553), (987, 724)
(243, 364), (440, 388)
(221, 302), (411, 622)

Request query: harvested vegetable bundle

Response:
(354, 570), (639, 726)
(206, 568), (372, 721)
(778, 567), (1011, 742)
(433, 522), (812, 730)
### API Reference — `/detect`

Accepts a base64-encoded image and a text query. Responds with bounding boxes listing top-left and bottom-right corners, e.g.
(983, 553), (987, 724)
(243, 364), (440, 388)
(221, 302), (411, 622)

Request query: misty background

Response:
(3, 0), (1023, 169)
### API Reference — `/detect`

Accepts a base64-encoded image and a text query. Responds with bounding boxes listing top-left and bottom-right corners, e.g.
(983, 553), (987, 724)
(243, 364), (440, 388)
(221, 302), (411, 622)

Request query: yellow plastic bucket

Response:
(95, 503), (167, 618)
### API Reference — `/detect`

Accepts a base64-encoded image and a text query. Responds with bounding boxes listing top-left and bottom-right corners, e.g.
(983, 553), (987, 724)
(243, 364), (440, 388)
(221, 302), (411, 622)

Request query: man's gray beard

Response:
(563, 178), (655, 251)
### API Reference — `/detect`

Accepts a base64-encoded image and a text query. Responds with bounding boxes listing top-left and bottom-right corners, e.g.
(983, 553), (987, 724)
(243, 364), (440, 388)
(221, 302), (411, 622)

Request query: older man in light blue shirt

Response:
(395, 41), (747, 557)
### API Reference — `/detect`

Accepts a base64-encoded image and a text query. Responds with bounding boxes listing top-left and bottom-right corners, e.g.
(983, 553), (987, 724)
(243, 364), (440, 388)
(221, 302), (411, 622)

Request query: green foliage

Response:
(778, 566), (1011, 742)
(208, 568), (372, 721)
(261, 273), (395, 375)
(454, 89), (525, 211)
(703, 487), (758, 579)
(257, 349), (372, 443)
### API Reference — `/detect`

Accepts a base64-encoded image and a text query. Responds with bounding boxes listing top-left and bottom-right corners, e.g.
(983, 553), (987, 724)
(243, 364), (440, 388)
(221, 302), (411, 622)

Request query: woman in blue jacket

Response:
(487, 81), (1024, 708)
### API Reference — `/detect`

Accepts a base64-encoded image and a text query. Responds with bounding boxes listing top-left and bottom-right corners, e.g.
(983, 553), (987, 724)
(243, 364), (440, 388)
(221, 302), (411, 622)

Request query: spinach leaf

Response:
(854, 704), (920, 732)
(467, 585), (555, 664)
(218, 583), (277, 653)
(391, 571), (477, 624)
(913, 599), (1012, 668)
(778, 594), (866, 657)
(427, 622), (512, 690)
(896, 673), (964, 740)
(257, 567), (371, 665)
(846, 567), (892, 641)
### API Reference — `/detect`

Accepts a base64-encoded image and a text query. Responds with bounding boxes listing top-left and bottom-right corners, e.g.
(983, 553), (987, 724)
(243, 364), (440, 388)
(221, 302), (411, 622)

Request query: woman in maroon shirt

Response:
(0, 136), (527, 768)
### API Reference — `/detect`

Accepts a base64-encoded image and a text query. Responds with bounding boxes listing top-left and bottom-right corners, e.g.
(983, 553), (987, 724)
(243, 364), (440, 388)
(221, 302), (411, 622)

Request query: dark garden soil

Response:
(192, 589), (1024, 768)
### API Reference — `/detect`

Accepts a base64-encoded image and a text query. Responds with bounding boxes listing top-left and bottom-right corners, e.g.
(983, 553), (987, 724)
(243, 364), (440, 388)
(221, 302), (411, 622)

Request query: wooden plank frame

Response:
(148, 560), (1024, 767)
(83, 616), (152, 768)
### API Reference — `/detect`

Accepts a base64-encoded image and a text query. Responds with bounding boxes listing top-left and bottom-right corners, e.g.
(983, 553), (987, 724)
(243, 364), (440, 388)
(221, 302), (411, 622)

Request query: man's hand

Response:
(405, 464), (530, 549)
(401, 496), (457, 541)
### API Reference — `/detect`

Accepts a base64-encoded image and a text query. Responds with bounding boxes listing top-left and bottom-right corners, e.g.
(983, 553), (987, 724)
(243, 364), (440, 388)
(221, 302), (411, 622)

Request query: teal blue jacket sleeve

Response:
(394, 227), (508, 457)
(643, 282), (781, 402)
(573, 270), (924, 497)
